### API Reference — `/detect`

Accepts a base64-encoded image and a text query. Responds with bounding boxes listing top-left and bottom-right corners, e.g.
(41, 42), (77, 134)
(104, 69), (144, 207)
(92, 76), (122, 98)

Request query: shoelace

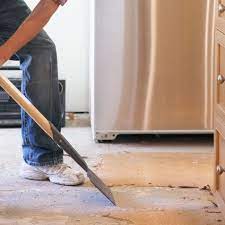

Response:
(37, 163), (72, 175)
(55, 163), (72, 175)
(55, 164), (83, 177)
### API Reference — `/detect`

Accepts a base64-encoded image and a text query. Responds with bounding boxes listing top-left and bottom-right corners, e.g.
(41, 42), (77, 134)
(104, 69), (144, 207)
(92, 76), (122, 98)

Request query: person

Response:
(0, 0), (85, 186)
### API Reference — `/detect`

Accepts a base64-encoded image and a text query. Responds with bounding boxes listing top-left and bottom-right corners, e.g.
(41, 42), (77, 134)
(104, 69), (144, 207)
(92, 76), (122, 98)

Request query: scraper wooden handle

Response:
(0, 75), (53, 138)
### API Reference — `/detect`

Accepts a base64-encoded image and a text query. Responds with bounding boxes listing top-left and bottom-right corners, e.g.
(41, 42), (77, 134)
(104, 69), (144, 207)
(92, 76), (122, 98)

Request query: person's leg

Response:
(19, 31), (64, 166)
(0, 0), (84, 185)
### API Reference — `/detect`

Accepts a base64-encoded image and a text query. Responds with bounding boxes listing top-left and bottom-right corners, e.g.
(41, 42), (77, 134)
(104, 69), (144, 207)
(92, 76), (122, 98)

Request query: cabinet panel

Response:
(214, 26), (225, 216)
(215, 31), (225, 116)
(215, 128), (225, 203)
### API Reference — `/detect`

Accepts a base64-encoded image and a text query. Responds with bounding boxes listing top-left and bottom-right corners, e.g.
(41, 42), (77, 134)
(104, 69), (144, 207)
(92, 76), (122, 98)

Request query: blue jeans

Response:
(0, 0), (63, 166)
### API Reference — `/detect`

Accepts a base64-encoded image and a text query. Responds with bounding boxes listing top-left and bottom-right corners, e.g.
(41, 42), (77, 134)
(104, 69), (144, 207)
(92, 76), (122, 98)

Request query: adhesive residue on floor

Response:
(95, 152), (214, 188)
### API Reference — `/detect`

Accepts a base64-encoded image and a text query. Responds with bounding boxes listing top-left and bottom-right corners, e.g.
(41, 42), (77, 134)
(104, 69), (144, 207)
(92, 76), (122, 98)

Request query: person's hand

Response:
(0, 45), (11, 67)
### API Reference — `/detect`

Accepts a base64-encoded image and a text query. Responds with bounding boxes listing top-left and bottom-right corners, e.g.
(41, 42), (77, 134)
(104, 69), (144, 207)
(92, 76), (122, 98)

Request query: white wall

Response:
(26, 0), (90, 112)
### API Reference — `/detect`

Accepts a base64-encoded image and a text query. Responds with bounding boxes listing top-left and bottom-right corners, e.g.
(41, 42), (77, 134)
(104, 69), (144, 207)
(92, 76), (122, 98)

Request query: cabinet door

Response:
(215, 126), (225, 203)
(214, 30), (225, 215)
(216, 0), (225, 33)
(215, 31), (225, 121)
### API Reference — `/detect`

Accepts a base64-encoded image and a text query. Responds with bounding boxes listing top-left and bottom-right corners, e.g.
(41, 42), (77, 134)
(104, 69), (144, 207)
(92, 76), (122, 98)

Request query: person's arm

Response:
(0, 0), (61, 65)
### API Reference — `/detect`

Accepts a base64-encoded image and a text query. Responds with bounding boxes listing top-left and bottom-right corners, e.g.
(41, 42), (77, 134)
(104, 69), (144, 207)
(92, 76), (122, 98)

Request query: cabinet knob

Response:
(218, 75), (225, 84)
(217, 165), (225, 175)
(219, 3), (225, 14)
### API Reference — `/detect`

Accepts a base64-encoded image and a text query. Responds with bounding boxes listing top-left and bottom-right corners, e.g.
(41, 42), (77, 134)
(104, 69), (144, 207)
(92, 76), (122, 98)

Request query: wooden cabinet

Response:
(214, 0), (225, 216)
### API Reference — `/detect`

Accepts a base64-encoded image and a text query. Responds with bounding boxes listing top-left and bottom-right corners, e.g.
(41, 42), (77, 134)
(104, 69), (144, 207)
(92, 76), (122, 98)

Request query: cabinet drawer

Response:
(215, 31), (225, 117)
(215, 129), (225, 202)
(216, 0), (225, 33)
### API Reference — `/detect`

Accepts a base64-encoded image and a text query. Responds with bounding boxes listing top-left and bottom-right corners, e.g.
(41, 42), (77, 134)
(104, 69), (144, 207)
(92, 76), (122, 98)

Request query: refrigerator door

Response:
(90, 0), (215, 140)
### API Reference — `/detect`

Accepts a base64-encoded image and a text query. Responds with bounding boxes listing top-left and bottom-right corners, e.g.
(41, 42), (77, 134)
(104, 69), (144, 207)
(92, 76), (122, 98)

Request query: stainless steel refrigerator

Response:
(90, 0), (215, 141)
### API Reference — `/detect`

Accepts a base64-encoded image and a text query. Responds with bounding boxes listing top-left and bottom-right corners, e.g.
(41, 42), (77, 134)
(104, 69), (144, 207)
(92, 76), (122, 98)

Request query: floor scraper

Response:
(0, 74), (116, 206)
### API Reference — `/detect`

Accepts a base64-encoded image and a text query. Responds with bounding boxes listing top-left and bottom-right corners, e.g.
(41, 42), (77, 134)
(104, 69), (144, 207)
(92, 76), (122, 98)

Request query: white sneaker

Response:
(20, 163), (85, 186)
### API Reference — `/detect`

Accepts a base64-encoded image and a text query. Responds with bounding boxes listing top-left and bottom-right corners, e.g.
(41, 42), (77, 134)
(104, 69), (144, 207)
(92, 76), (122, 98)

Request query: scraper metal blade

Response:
(50, 124), (116, 205)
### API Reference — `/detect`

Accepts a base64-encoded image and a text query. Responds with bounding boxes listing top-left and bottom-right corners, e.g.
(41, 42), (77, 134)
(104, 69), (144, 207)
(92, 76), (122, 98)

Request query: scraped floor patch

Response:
(95, 152), (213, 188)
